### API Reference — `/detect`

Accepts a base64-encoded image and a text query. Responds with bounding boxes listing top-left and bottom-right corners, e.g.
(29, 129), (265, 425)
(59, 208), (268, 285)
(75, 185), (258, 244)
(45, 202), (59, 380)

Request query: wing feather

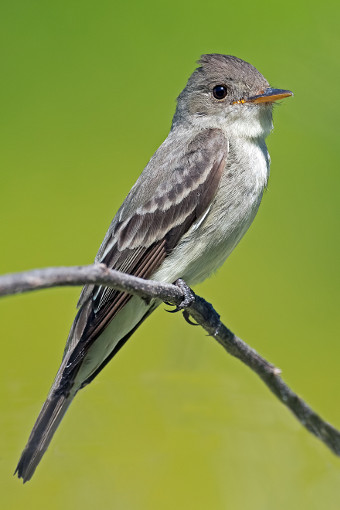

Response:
(61, 128), (228, 389)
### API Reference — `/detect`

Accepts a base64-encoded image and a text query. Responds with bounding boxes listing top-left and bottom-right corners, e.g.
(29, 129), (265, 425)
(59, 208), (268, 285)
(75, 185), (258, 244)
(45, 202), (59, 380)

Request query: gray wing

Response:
(15, 128), (229, 483)
(61, 128), (228, 386)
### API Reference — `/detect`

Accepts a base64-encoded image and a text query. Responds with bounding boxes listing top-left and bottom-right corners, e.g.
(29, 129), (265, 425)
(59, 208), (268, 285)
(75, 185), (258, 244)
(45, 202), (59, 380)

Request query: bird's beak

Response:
(245, 88), (293, 104)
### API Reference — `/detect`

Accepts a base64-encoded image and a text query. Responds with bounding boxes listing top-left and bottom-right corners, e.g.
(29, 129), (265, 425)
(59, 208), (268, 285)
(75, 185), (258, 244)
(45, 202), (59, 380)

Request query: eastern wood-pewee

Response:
(16, 54), (292, 481)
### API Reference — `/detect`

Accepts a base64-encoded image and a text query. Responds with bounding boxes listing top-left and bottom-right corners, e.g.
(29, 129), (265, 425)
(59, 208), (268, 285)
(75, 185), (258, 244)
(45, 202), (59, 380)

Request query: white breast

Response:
(152, 136), (270, 286)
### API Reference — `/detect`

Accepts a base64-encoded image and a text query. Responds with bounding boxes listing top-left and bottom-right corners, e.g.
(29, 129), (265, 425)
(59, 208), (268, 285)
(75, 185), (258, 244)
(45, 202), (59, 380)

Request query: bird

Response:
(15, 54), (292, 482)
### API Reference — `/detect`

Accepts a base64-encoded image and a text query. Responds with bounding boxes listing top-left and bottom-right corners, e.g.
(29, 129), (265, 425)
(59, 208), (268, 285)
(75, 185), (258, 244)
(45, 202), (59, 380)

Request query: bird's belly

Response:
(152, 139), (268, 286)
(153, 187), (264, 286)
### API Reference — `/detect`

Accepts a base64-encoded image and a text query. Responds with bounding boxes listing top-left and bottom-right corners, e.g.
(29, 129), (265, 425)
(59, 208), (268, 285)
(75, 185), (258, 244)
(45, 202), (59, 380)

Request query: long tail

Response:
(15, 392), (73, 483)
(15, 298), (157, 482)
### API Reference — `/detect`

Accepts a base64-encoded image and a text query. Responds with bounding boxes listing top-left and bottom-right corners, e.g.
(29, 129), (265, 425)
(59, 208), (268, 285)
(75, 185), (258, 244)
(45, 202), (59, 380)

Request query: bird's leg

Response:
(174, 278), (195, 309)
(165, 278), (199, 325)
(166, 278), (195, 311)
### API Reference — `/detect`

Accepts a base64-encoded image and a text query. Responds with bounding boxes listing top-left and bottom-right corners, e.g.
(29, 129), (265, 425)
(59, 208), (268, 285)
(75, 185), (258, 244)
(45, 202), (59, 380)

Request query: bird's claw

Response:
(182, 309), (199, 326)
(164, 279), (198, 324)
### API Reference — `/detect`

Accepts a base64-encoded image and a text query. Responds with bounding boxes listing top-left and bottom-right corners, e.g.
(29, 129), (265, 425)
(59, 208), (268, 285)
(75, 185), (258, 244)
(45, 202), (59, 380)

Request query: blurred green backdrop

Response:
(1, 0), (339, 508)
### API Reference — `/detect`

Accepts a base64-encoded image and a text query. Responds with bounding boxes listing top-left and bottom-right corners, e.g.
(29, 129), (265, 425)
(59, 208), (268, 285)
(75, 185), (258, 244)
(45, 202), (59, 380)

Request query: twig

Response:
(1, 264), (339, 456)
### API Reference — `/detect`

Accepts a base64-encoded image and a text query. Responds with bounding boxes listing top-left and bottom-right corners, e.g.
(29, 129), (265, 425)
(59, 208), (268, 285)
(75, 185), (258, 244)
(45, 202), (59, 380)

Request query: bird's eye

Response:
(213, 85), (228, 100)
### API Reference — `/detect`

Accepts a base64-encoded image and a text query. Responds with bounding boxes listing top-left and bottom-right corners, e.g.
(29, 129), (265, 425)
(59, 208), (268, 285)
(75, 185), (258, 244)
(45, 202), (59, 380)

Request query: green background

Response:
(1, 1), (339, 508)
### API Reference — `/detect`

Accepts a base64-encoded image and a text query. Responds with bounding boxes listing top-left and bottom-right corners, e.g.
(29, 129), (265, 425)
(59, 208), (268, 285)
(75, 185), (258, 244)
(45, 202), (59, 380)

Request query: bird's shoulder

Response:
(98, 127), (228, 249)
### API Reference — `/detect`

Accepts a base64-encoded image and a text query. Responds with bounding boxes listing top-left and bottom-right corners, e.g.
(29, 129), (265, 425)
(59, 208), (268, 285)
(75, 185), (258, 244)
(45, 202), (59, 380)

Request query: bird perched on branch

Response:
(16, 54), (292, 482)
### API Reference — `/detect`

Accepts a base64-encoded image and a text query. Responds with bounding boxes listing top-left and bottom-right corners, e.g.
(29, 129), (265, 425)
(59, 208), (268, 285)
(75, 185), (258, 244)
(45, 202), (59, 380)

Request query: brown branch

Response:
(1, 264), (339, 457)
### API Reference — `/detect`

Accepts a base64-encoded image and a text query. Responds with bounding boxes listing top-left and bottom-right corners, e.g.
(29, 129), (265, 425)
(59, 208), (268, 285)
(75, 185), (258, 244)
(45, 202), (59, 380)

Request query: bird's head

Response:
(173, 54), (293, 138)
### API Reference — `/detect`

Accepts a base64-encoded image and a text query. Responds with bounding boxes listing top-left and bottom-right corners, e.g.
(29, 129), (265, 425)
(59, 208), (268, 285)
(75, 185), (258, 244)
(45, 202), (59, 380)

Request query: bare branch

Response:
(0, 264), (183, 303)
(1, 264), (339, 457)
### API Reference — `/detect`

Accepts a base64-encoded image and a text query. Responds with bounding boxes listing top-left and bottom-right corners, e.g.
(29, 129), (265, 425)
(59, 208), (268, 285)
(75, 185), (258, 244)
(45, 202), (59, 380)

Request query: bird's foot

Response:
(165, 279), (199, 325)
(182, 309), (199, 326)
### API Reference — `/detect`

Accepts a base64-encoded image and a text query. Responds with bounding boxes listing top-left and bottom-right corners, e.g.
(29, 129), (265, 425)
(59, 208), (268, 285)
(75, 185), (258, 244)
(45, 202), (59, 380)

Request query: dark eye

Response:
(213, 85), (228, 100)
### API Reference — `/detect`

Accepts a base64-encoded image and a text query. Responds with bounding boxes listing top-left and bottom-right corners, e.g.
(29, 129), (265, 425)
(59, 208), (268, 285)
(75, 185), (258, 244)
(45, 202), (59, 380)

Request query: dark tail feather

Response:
(15, 393), (72, 483)
(15, 303), (157, 482)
